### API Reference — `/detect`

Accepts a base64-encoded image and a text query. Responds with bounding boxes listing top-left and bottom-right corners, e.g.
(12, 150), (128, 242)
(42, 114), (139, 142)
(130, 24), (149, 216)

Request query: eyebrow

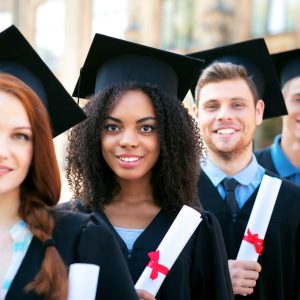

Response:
(14, 126), (32, 130)
(203, 97), (246, 104)
(231, 97), (247, 101)
(105, 116), (157, 124)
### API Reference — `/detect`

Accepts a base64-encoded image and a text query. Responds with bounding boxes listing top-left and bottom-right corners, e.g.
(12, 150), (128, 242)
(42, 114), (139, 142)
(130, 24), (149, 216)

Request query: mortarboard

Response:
(188, 38), (287, 119)
(271, 48), (300, 88)
(0, 25), (86, 137)
(73, 33), (204, 101)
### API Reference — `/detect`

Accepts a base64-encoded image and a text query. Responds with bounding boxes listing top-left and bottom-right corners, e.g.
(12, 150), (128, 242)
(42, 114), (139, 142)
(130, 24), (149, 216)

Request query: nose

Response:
(0, 137), (9, 161)
(216, 105), (233, 120)
(119, 129), (139, 148)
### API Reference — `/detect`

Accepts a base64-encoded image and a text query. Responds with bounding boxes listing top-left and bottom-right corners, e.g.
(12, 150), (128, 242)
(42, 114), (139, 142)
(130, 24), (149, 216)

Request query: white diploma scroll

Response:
(236, 174), (282, 261)
(67, 263), (100, 300)
(135, 205), (202, 296)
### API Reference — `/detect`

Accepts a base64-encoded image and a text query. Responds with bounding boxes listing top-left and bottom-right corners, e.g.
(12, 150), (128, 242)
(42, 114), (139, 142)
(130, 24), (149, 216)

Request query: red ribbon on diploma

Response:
(243, 229), (264, 255)
(147, 250), (169, 280)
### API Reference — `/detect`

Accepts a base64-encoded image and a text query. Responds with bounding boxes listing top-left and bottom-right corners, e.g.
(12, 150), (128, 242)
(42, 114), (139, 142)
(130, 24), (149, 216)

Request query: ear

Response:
(255, 99), (265, 126)
(192, 103), (199, 119)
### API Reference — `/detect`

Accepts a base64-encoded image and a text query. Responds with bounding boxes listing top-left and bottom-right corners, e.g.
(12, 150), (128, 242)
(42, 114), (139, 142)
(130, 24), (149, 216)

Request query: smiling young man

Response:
(256, 49), (300, 186)
(189, 39), (300, 300)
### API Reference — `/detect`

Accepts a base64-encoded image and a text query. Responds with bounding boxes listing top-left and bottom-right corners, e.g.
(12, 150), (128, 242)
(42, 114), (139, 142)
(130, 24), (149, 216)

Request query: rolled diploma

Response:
(135, 205), (202, 296)
(236, 174), (282, 261)
(67, 263), (100, 300)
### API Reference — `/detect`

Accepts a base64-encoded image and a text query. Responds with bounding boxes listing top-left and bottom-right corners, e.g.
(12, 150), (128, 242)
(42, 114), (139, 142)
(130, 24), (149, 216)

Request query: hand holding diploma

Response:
(237, 175), (282, 261)
(235, 175), (282, 296)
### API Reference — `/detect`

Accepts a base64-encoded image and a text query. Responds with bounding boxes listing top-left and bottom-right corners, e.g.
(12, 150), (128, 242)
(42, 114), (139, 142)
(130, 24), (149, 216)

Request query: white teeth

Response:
(119, 157), (140, 162)
(217, 128), (235, 134)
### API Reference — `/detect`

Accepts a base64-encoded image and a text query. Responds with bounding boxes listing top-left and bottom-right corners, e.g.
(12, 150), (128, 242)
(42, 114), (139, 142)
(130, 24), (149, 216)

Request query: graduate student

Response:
(0, 25), (143, 300)
(256, 49), (300, 186)
(64, 33), (234, 300)
(189, 39), (300, 300)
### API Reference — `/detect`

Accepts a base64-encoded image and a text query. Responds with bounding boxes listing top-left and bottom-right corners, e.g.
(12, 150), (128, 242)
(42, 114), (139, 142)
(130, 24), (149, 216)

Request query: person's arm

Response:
(78, 218), (140, 300)
(228, 259), (261, 295)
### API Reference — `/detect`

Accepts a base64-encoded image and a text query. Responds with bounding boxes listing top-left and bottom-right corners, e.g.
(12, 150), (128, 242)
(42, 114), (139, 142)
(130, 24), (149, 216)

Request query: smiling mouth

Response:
(118, 156), (143, 162)
(0, 167), (12, 175)
(216, 128), (236, 135)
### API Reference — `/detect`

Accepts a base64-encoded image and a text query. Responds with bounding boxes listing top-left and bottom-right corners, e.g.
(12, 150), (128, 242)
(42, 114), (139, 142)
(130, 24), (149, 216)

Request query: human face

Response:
(0, 91), (33, 200)
(196, 78), (264, 160)
(282, 76), (300, 141)
(101, 90), (160, 183)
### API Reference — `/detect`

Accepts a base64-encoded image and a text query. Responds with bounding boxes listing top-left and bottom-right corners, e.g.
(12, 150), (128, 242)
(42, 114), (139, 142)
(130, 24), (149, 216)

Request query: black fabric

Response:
(271, 48), (300, 88)
(188, 38), (287, 119)
(0, 25), (86, 137)
(5, 209), (138, 300)
(87, 208), (234, 300)
(72, 33), (204, 101)
(197, 170), (300, 300)
(222, 178), (240, 218)
(255, 147), (278, 175)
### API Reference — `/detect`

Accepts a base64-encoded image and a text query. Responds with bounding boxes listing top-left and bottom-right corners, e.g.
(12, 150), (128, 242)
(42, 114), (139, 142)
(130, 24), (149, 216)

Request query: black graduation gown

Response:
(91, 209), (234, 300)
(197, 170), (300, 300)
(5, 209), (138, 300)
(255, 147), (278, 175)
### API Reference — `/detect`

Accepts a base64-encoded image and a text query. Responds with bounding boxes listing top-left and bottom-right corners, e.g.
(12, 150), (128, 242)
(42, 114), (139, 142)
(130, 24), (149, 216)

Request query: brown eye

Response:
(104, 124), (119, 132)
(140, 125), (154, 133)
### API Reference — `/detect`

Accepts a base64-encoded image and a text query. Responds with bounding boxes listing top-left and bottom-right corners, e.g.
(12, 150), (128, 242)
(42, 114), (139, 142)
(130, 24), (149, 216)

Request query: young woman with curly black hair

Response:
(67, 82), (202, 216)
(64, 33), (234, 300)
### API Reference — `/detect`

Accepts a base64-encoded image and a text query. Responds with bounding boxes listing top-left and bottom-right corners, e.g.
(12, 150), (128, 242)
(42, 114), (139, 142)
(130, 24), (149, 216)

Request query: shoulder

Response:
(199, 210), (223, 232)
(255, 146), (272, 164)
(264, 171), (300, 221)
(255, 146), (272, 158)
(80, 212), (119, 243)
(52, 207), (90, 231)
(278, 177), (300, 202)
(255, 146), (277, 172)
(265, 170), (300, 195)
(57, 199), (91, 213)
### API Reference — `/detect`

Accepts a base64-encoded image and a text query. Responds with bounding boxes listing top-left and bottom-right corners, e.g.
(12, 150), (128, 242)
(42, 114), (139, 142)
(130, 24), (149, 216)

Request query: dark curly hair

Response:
(66, 82), (205, 215)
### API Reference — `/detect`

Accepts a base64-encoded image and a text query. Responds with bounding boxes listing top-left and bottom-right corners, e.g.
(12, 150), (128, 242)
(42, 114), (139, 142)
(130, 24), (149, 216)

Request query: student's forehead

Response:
(199, 79), (252, 98)
(286, 76), (300, 93)
(107, 95), (157, 120)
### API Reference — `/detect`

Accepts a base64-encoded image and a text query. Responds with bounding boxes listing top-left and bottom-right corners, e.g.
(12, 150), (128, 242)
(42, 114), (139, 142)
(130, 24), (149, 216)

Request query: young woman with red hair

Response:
(0, 73), (151, 300)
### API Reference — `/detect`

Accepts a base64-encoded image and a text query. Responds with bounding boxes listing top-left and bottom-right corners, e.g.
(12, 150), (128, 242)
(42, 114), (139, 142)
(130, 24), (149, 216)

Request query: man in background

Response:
(256, 49), (300, 186)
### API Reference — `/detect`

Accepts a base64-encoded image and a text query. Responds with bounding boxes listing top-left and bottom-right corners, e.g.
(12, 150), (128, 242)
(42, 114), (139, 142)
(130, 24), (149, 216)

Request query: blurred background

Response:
(1, 0), (300, 200)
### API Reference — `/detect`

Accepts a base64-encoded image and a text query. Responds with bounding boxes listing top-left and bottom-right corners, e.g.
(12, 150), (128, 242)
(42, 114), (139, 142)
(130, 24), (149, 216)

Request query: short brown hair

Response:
(195, 62), (259, 106)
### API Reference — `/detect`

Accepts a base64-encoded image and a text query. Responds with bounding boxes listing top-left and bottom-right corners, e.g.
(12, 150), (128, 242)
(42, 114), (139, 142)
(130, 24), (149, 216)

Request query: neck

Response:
(104, 178), (160, 229)
(0, 192), (20, 229)
(208, 148), (253, 176)
(280, 130), (300, 168)
(115, 178), (155, 206)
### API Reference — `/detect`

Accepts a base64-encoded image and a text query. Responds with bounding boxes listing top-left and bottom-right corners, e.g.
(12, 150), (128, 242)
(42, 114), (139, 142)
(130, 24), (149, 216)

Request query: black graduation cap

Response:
(0, 25), (86, 137)
(73, 33), (204, 101)
(188, 38), (287, 119)
(271, 48), (300, 88)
